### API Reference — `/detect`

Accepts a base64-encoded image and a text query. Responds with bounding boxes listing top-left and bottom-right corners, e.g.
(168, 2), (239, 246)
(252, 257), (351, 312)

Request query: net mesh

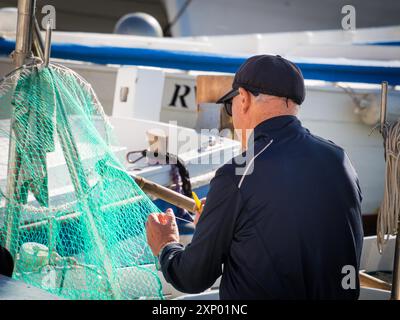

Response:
(0, 63), (163, 300)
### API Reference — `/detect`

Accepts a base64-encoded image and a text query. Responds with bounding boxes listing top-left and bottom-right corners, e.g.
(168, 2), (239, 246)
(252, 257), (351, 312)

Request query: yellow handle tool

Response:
(192, 191), (202, 212)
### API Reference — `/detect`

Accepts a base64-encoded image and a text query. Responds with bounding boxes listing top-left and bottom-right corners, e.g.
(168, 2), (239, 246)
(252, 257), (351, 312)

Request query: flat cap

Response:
(217, 55), (305, 105)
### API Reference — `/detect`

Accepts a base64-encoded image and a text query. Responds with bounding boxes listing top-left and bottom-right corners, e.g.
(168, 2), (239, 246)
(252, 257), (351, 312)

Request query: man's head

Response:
(217, 55), (305, 148)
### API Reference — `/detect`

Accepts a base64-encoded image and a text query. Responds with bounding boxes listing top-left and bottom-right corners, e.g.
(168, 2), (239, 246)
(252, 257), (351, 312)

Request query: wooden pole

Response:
(359, 271), (391, 291)
(134, 175), (197, 214)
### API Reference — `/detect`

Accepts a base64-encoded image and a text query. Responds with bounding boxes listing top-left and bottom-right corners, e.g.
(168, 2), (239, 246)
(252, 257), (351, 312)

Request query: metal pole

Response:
(380, 80), (400, 300)
(3, 0), (36, 256)
(32, 18), (45, 62)
(380, 81), (388, 137)
(13, 0), (35, 68)
(44, 21), (52, 67)
(392, 223), (400, 299)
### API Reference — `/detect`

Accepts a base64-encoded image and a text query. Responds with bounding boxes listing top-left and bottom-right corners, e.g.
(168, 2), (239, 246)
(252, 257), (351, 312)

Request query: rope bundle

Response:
(377, 120), (400, 253)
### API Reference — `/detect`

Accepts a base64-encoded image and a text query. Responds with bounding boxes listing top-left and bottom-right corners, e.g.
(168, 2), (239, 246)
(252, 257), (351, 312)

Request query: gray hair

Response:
(254, 93), (275, 103)
(254, 93), (297, 107)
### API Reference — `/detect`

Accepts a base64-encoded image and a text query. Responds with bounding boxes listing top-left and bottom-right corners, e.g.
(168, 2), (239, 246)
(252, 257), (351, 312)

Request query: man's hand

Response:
(193, 198), (206, 226)
(146, 208), (180, 256)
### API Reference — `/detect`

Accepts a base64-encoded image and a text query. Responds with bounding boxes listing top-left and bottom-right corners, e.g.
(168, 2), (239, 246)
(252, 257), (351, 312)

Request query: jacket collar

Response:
(253, 115), (305, 141)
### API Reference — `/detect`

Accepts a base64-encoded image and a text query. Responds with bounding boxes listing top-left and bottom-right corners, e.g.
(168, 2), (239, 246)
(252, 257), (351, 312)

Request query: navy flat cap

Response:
(217, 55), (305, 105)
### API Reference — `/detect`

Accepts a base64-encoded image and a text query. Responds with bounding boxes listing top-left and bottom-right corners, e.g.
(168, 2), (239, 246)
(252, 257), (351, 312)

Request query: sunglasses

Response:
(223, 90), (238, 117)
(223, 89), (260, 117)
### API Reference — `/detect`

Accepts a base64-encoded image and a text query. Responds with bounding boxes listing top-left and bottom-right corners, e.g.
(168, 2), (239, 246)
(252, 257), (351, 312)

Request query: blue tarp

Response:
(1, 37), (399, 85)
(360, 41), (400, 46)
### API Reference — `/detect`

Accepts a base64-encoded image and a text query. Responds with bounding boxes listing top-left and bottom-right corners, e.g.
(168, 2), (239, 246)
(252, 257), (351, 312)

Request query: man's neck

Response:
(250, 109), (298, 129)
(241, 113), (298, 150)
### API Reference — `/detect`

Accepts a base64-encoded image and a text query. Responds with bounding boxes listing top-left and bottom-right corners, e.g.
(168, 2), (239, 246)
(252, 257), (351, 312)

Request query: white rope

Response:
(238, 139), (273, 189)
(377, 119), (400, 253)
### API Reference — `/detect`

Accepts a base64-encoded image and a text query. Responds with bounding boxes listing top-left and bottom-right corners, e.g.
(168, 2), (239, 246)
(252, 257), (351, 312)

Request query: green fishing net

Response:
(0, 63), (164, 299)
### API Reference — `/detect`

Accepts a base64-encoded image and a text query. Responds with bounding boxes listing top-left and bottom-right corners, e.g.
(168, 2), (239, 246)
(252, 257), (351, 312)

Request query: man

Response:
(146, 55), (364, 300)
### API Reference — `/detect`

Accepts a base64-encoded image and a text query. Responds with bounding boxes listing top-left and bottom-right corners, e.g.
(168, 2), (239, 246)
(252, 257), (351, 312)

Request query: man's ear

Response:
(238, 87), (251, 114)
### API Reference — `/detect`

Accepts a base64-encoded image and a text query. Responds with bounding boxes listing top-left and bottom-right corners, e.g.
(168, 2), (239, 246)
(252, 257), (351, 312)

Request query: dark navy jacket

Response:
(160, 115), (364, 300)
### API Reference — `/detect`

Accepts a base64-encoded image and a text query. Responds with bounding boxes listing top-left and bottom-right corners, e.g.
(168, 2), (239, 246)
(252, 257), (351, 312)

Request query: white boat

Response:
(2, 26), (399, 220)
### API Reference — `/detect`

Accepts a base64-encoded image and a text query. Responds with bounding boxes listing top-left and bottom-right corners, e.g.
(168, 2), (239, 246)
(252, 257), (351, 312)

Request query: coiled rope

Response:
(377, 119), (400, 253)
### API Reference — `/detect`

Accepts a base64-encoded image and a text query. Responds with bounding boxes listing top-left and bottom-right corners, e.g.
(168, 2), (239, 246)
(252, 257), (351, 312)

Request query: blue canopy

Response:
(1, 37), (399, 85)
